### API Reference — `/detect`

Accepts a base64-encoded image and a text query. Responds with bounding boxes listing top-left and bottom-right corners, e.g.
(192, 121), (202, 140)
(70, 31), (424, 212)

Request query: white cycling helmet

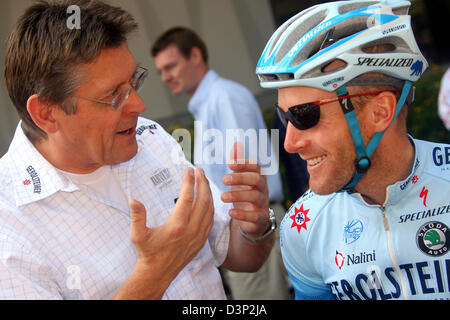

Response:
(257, 0), (428, 191)
(256, 0), (427, 91)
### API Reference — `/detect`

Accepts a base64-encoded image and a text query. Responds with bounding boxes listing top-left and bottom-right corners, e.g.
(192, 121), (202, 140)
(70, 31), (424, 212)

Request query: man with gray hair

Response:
(0, 0), (275, 299)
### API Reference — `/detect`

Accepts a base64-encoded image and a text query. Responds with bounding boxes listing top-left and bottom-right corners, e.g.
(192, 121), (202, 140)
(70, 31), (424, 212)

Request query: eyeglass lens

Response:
(112, 68), (147, 110)
(276, 103), (320, 130)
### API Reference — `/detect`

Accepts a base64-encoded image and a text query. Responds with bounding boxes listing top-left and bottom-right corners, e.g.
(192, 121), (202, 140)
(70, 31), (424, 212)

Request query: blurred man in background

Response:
(152, 27), (290, 299)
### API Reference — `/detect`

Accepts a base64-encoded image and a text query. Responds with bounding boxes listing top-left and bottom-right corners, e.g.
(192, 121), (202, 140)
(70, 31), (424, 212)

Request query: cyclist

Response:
(256, 0), (450, 300)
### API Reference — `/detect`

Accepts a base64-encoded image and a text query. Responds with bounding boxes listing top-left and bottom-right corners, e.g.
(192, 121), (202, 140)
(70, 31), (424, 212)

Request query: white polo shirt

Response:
(0, 117), (231, 299)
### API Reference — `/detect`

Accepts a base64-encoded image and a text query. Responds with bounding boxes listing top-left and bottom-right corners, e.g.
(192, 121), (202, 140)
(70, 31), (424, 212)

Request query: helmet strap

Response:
(336, 80), (413, 192)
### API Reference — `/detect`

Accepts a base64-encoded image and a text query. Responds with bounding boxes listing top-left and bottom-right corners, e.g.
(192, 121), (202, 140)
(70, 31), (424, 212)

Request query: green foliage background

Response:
(407, 65), (449, 143)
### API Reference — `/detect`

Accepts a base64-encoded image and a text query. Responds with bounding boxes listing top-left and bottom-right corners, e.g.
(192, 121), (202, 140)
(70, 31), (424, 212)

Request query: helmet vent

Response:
(301, 59), (348, 79)
(275, 9), (328, 64)
(362, 42), (396, 53)
(258, 73), (294, 82)
(338, 1), (379, 14)
(392, 5), (410, 15)
(292, 16), (368, 66)
(362, 36), (410, 53)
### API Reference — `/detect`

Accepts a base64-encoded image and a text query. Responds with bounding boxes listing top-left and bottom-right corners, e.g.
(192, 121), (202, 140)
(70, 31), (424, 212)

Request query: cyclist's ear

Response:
(366, 91), (398, 133)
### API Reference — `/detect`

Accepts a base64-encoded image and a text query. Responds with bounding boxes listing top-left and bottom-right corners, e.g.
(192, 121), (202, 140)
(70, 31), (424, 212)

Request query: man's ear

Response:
(189, 46), (204, 65)
(26, 94), (58, 134)
(368, 91), (397, 133)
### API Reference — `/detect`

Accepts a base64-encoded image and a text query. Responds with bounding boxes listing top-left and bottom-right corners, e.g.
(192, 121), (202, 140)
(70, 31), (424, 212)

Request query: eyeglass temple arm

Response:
(72, 95), (113, 106)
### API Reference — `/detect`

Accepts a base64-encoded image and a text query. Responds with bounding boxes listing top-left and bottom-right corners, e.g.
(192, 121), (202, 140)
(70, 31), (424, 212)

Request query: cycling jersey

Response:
(280, 138), (450, 300)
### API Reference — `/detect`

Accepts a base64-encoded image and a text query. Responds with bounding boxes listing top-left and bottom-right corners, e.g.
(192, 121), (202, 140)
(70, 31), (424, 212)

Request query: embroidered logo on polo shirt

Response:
(136, 124), (157, 136)
(25, 165), (41, 194)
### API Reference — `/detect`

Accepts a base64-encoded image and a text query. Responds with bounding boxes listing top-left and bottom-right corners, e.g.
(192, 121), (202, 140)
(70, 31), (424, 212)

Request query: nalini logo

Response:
(335, 250), (345, 270)
(416, 221), (449, 257)
(343, 219), (364, 244)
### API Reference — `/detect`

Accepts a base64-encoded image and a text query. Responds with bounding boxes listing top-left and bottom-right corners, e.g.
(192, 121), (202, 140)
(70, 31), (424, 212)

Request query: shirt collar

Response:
(6, 122), (78, 207)
(188, 69), (218, 115)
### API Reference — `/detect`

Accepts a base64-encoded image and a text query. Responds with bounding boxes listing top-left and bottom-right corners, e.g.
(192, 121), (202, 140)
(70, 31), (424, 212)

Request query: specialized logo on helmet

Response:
(355, 57), (414, 68)
(416, 221), (449, 257)
(410, 60), (423, 77)
(343, 219), (364, 245)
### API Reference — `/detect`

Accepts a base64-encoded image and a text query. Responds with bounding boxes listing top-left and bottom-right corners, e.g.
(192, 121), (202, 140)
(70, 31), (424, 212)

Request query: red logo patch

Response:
(420, 186), (428, 207)
(290, 204), (310, 233)
(23, 179), (31, 186)
(335, 250), (345, 270)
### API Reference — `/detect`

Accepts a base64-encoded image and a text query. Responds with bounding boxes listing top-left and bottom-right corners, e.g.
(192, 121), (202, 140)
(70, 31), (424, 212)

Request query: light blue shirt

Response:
(188, 70), (283, 202)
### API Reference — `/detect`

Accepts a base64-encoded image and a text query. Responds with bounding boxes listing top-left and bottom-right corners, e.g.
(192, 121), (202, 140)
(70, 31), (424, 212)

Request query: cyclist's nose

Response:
(284, 122), (310, 154)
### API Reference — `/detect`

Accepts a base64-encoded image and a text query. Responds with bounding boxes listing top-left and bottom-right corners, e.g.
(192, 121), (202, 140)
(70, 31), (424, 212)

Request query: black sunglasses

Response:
(276, 91), (392, 130)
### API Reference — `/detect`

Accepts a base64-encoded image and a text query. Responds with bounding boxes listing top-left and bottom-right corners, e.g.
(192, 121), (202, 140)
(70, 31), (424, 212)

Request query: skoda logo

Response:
(416, 221), (449, 257)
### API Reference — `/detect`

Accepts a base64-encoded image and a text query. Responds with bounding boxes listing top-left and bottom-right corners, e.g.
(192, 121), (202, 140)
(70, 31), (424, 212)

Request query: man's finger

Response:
(227, 160), (261, 173)
(228, 209), (269, 226)
(223, 171), (266, 191)
(221, 189), (267, 207)
(170, 167), (196, 223)
(229, 141), (244, 163)
(191, 168), (214, 226)
(129, 199), (149, 244)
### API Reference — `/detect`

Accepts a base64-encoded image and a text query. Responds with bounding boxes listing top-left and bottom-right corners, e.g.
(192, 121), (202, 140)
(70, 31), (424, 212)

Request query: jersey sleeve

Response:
(280, 190), (336, 300)
(287, 270), (335, 300)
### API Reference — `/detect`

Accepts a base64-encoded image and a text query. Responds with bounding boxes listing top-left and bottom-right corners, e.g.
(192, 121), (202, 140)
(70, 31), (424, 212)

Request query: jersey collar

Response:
(350, 136), (422, 207)
(384, 136), (422, 207)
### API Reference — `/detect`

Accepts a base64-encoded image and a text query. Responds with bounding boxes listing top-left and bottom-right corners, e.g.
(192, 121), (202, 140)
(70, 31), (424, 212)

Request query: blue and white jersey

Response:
(280, 138), (450, 300)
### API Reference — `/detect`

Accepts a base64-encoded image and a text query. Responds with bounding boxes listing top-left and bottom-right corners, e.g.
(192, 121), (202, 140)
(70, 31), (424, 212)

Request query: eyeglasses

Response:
(276, 91), (395, 130)
(72, 66), (148, 111)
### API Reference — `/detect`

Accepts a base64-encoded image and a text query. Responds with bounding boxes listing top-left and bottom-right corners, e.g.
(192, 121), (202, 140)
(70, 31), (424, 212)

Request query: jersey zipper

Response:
(380, 205), (409, 300)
